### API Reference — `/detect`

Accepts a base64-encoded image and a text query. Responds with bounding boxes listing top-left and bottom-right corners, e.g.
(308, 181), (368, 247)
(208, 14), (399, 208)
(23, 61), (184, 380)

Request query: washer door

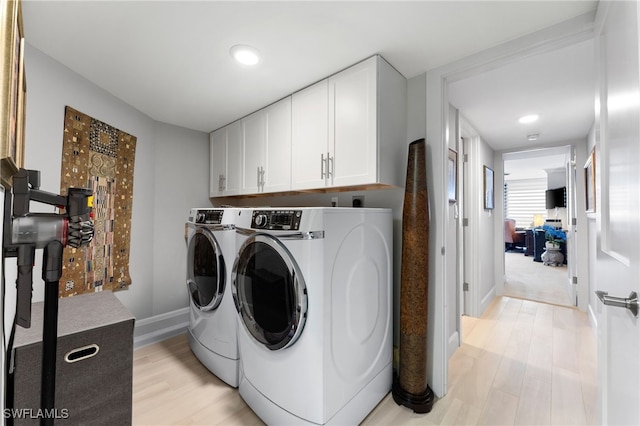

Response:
(232, 234), (307, 351)
(187, 226), (226, 311)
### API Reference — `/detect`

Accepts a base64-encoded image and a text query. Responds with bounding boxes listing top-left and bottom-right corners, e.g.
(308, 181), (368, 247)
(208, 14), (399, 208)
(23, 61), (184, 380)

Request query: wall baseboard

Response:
(587, 302), (598, 331)
(133, 307), (189, 350)
(447, 330), (460, 360)
(480, 287), (496, 316)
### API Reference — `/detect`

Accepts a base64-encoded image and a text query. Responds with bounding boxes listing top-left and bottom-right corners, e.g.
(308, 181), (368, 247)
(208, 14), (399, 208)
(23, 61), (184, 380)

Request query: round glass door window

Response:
(187, 228), (225, 311)
(233, 234), (307, 350)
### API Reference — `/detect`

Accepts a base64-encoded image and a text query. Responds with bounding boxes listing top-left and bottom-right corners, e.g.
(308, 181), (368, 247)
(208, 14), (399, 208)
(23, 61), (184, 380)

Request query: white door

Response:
(242, 110), (266, 194)
(446, 106), (461, 359)
(567, 155), (577, 306)
(209, 129), (226, 197)
(595, 1), (640, 424)
(291, 80), (329, 190)
(330, 56), (377, 187)
(264, 97), (292, 194)
(225, 121), (243, 196)
(462, 136), (471, 316)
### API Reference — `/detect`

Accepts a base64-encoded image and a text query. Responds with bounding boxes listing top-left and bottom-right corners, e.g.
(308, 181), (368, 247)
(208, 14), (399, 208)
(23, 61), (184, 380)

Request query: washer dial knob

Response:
(254, 214), (269, 228)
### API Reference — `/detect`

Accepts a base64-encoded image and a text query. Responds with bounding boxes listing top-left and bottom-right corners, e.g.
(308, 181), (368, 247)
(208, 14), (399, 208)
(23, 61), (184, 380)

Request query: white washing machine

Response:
(185, 208), (241, 387)
(232, 207), (393, 425)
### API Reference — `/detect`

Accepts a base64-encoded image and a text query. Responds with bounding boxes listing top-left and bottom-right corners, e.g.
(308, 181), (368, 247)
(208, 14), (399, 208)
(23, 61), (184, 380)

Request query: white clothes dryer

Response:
(232, 207), (393, 425)
(185, 208), (240, 387)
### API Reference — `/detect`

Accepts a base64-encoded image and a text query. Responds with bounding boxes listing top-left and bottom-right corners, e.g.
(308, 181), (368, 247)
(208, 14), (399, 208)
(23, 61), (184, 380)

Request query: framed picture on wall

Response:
(448, 148), (457, 203)
(483, 165), (494, 210)
(1, 0), (26, 189)
(585, 148), (596, 213)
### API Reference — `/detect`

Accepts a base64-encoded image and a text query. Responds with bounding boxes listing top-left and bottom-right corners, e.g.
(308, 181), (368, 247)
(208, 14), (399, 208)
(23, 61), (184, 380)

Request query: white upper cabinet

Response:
(329, 57), (377, 188)
(291, 80), (329, 191)
(241, 96), (292, 194)
(263, 97), (292, 193)
(210, 55), (406, 197)
(291, 56), (406, 191)
(210, 128), (226, 197)
(241, 110), (266, 194)
(209, 120), (242, 197)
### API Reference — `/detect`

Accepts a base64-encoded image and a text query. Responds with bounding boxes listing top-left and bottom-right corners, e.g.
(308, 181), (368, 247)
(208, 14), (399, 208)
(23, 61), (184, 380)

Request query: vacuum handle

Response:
(66, 187), (93, 220)
(16, 244), (35, 328)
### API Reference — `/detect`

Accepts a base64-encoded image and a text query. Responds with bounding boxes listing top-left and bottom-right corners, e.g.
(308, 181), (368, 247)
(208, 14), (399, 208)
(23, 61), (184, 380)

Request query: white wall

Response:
(478, 137), (496, 312)
(5, 44), (210, 322)
(151, 122), (210, 315)
(547, 169), (566, 189)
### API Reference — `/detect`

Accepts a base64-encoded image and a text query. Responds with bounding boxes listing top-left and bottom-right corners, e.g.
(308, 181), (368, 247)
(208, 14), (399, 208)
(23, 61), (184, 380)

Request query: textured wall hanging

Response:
(59, 106), (136, 296)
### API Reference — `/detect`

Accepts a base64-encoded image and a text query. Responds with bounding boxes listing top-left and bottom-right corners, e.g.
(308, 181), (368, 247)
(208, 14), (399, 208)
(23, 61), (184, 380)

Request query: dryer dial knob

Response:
(196, 212), (206, 223)
(254, 214), (268, 228)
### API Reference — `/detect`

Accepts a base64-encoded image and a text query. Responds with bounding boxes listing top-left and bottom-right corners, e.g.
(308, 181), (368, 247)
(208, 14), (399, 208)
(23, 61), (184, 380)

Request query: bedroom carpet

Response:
(504, 251), (572, 307)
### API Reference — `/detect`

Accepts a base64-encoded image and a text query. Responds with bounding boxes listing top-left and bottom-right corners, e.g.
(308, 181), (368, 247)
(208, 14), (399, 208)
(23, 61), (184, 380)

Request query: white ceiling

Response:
(449, 38), (596, 152)
(503, 146), (572, 180)
(22, 0), (598, 145)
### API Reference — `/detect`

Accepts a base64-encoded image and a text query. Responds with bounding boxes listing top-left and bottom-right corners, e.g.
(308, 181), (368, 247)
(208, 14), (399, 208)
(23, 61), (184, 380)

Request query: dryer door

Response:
(232, 234), (308, 351)
(186, 226), (226, 311)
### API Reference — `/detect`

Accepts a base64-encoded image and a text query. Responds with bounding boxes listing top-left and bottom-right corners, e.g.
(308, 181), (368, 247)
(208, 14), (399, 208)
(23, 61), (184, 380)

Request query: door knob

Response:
(595, 290), (639, 317)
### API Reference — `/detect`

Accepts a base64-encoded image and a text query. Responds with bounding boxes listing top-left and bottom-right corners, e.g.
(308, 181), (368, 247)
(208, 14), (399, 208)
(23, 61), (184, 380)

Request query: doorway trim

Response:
(499, 143), (589, 310)
(425, 11), (595, 398)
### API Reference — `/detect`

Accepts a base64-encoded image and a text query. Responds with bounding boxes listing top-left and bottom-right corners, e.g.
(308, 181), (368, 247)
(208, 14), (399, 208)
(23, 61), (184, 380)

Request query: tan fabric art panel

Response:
(59, 106), (136, 296)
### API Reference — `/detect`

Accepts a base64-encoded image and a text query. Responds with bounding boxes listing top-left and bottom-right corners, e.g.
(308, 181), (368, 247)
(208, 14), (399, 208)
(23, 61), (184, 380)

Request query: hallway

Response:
(363, 297), (596, 425)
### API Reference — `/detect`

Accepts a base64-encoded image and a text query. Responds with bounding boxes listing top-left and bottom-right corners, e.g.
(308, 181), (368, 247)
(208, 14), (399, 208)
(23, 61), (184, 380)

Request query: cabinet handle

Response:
(219, 174), (225, 193)
(260, 167), (265, 191)
(321, 153), (326, 179)
(328, 154), (334, 178)
(257, 166), (261, 189)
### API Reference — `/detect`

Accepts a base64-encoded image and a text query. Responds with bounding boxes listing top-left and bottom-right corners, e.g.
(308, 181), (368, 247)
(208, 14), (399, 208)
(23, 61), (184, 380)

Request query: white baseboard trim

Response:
(480, 287), (496, 316)
(587, 302), (598, 331)
(133, 307), (189, 350)
(447, 330), (460, 360)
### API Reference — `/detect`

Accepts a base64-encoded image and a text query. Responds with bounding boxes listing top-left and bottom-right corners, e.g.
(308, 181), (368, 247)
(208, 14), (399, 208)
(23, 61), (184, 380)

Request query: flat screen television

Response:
(545, 187), (566, 209)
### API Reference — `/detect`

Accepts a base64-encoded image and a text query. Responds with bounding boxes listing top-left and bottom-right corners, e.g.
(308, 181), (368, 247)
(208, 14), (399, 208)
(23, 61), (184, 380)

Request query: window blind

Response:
(504, 177), (547, 229)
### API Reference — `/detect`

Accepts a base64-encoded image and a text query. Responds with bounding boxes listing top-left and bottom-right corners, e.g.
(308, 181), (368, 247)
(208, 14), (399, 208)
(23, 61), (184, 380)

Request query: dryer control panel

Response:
(193, 209), (224, 224)
(251, 210), (302, 230)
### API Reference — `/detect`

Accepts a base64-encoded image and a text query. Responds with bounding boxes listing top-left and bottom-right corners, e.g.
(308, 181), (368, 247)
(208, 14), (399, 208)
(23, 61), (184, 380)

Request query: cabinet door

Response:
(210, 129), (227, 197)
(329, 56), (377, 187)
(225, 121), (243, 196)
(263, 97), (292, 193)
(291, 79), (329, 190)
(241, 110), (266, 194)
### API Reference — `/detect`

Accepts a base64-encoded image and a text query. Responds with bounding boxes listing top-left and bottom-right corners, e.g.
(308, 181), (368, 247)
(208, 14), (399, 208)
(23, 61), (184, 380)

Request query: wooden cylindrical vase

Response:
(392, 138), (434, 413)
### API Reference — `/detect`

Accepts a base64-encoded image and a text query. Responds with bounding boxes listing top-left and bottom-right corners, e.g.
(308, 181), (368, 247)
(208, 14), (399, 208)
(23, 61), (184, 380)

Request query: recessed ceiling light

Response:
(527, 133), (540, 141)
(518, 114), (539, 124)
(230, 45), (260, 66)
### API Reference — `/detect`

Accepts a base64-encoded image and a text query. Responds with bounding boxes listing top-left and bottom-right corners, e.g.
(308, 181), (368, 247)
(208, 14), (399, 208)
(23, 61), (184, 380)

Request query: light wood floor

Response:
(133, 296), (596, 425)
(504, 251), (572, 307)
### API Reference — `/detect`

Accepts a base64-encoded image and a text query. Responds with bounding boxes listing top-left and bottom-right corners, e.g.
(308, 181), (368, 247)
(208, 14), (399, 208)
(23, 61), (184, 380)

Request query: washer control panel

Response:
(193, 209), (224, 224)
(251, 210), (302, 230)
